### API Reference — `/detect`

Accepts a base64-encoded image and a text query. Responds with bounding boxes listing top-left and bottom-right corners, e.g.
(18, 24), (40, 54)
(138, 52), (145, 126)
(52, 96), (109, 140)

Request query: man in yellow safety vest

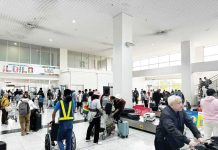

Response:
(52, 89), (74, 150)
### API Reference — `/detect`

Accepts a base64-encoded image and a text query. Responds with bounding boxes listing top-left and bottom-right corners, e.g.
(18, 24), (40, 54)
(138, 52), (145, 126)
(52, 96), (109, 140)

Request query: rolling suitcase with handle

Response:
(127, 113), (140, 120)
(117, 120), (129, 138)
(0, 141), (6, 150)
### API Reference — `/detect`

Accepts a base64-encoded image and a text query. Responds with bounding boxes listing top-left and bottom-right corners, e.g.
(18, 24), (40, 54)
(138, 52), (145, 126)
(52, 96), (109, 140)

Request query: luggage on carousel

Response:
(127, 113), (140, 120)
(120, 108), (135, 117)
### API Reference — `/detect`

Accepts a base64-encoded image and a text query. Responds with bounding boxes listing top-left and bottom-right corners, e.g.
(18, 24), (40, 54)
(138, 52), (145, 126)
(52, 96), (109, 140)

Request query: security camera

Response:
(125, 42), (135, 47)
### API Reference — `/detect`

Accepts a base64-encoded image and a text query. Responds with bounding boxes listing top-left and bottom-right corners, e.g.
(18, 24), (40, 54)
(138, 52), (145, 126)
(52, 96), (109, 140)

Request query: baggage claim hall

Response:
(1, 1), (218, 150)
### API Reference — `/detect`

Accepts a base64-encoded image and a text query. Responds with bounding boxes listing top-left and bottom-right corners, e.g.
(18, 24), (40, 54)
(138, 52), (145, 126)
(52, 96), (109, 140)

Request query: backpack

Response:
(105, 102), (113, 115)
(19, 101), (30, 116)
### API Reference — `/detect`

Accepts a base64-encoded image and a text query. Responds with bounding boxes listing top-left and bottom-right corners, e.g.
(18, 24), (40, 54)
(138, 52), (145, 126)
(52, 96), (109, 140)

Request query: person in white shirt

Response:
(76, 90), (82, 113)
(86, 91), (102, 145)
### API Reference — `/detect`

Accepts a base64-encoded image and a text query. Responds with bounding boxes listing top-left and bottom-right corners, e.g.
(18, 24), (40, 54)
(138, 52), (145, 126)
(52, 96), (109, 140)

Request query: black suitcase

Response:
(30, 112), (42, 131)
(150, 103), (158, 111)
(0, 141), (6, 150)
(121, 108), (135, 117)
(127, 113), (140, 120)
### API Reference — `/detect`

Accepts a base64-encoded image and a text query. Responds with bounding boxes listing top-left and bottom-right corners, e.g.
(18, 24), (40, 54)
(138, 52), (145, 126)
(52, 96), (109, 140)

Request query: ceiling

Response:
(1, 0), (218, 60)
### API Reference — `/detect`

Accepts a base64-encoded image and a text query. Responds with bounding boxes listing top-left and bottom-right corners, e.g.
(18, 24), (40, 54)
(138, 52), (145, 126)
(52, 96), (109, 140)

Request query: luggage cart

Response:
(8, 101), (17, 122)
(45, 123), (76, 150)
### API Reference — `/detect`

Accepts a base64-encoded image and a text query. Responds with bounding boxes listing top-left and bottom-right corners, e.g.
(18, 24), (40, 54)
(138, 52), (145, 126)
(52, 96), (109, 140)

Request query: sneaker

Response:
(86, 139), (91, 142)
(95, 142), (102, 145)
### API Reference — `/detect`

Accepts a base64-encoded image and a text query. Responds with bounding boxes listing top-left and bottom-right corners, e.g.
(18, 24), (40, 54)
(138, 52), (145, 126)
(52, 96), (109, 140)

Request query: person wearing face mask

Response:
(154, 95), (204, 150)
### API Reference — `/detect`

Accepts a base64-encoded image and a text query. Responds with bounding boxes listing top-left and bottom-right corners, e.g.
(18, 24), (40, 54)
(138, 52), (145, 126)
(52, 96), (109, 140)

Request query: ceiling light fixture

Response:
(72, 20), (76, 24)
(14, 42), (17, 45)
(49, 38), (53, 42)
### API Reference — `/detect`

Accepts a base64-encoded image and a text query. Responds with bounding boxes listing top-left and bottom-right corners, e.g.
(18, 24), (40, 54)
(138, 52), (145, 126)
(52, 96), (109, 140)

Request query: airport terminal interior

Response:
(1, 0), (218, 150)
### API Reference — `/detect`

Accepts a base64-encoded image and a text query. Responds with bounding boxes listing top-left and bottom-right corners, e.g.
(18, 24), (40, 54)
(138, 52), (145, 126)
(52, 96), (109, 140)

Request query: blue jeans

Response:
(57, 125), (72, 150)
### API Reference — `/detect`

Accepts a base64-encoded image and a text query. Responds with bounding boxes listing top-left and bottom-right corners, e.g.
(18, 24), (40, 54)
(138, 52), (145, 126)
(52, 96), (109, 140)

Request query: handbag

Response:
(5, 105), (12, 112)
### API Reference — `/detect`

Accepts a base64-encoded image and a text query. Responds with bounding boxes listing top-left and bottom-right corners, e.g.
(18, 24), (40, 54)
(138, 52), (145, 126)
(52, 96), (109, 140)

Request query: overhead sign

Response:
(0, 62), (60, 75)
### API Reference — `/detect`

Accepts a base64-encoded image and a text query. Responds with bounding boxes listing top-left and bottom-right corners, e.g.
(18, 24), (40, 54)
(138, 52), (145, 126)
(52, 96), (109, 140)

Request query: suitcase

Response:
(117, 120), (129, 138)
(150, 103), (158, 111)
(127, 113), (140, 120)
(120, 108), (135, 117)
(0, 141), (6, 150)
(30, 112), (42, 131)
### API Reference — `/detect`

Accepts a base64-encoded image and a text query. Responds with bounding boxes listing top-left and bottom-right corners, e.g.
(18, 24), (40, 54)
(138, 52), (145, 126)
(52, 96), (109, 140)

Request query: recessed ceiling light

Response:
(151, 43), (154, 46)
(14, 42), (17, 45)
(49, 38), (53, 42)
(72, 20), (76, 24)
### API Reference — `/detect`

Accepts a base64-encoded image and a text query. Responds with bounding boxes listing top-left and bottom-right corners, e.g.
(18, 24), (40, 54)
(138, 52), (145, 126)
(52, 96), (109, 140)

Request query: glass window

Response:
(170, 61), (181, 66)
(159, 55), (169, 63)
(170, 53), (181, 61)
(141, 59), (148, 66)
(100, 57), (107, 71)
(149, 64), (158, 69)
(141, 65), (148, 70)
(133, 66), (141, 71)
(41, 47), (50, 65)
(31, 45), (41, 65)
(204, 55), (218, 62)
(204, 46), (218, 56)
(0, 39), (7, 61)
(68, 51), (74, 68)
(95, 56), (101, 70)
(8, 41), (20, 62)
(159, 62), (169, 68)
(107, 58), (112, 71)
(149, 57), (158, 64)
(133, 61), (141, 67)
(74, 52), (82, 68)
(20, 43), (30, 64)
(51, 48), (59, 66)
(89, 55), (95, 70)
(81, 53), (89, 69)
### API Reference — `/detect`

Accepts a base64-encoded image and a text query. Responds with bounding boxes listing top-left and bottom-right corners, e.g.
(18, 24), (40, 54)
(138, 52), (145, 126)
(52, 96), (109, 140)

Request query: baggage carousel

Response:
(120, 116), (159, 134)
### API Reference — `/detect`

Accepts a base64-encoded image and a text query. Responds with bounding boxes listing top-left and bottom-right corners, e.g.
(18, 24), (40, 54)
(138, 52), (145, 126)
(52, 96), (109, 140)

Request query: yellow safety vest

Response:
(59, 100), (74, 121)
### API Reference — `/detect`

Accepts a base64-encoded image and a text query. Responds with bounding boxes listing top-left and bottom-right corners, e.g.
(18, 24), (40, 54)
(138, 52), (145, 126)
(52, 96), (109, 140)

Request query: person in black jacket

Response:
(154, 95), (204, 150)
(152, 89), (163, 107)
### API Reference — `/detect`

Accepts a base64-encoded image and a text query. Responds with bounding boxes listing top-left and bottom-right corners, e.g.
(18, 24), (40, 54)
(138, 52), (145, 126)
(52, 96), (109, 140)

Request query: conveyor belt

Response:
(120, 117), (158, 134)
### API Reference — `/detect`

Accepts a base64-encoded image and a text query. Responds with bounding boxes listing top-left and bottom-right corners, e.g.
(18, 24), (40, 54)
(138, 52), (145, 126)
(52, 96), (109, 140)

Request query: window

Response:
(170, 61), (181, 66)
(107, 58), (112, 71)
(89, 55), (95, 70)
(133, 61), (141, 67)
(149, 64), (158, 69)
(8, 41), (20, 62)
(31, 45), (41, 65)
(95, 56), (101, 70)
(159, 55), (169, 63)
(51, 48), (59, 66)
(170, 53), (181, 61)
(159, 62), (169, 68)
(81, 53), (89, 69)
(41, 47), (50, 65)
(0, 39), (7, 61)
(20, 43), (30, 63)
(100, 57), (107, 71)
(204, 46), (218, 62)
(149, 57), (158, 64)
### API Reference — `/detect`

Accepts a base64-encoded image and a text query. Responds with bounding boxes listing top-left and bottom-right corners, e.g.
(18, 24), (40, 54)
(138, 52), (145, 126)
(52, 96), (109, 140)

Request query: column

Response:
(113, 13), (133, 107)
(181, 41), (193, 103)
(59, 48), (71, 88)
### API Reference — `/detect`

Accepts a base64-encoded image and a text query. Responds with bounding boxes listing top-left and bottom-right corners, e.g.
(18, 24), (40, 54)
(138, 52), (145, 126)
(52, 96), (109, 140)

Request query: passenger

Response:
(100, 90), (110, 109)
(109, 95), (126, 122)
(37, 88), (45, 113)
(204, 77), (212, 89)
(86, 91), (102, 145)
(76, 90), (82, 113)
(17, 91), (30, 136)
(133, 88), (139, 104)
(154, 95), (204, 150)
(52, 89), (75, 150)
(200, 89), (218, 139)
(1, 93), (10, 125)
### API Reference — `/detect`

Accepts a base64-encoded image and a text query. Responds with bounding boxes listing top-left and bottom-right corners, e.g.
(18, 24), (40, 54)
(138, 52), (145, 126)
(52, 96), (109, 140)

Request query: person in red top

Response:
(110, 96), (126, 121)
